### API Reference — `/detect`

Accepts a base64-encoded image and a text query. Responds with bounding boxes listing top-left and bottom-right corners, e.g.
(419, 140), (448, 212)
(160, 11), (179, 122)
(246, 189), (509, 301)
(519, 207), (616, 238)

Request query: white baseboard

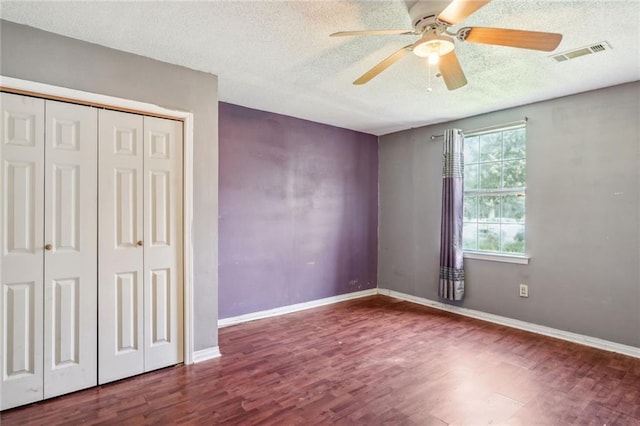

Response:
(377, 288), (640, 359)
(193, 346), (221, 363)
(218, 288), (378, 328)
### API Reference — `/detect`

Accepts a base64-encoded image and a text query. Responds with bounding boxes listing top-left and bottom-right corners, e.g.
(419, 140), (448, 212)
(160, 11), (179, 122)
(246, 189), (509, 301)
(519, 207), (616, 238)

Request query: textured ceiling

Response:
(1, 1), (639, 135)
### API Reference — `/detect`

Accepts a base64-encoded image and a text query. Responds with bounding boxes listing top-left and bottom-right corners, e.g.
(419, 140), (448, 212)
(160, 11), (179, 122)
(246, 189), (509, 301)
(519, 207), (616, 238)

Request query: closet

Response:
(0, 92), (184, 410)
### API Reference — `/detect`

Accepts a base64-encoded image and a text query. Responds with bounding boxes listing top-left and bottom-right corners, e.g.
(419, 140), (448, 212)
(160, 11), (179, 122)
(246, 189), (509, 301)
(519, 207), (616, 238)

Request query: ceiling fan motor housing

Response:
(409, 1), (452, 32)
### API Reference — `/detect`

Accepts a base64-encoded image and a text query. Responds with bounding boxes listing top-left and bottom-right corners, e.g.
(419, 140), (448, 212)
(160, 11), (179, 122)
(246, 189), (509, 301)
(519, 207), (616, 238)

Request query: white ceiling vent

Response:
(552, 42), (612, 62)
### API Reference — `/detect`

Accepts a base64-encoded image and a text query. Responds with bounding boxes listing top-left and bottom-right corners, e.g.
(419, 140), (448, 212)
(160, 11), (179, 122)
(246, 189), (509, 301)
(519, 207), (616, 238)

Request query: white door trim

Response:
(0, 76), (196, 365)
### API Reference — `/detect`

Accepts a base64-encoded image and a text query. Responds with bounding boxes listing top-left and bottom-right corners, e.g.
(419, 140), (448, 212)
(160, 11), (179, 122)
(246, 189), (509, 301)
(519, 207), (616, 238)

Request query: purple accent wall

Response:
(219, 102), (378, 319)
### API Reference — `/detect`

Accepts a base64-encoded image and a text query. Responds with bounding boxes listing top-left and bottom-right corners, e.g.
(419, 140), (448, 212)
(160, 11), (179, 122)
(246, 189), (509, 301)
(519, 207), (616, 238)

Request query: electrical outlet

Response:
(519, 284), (529, 298)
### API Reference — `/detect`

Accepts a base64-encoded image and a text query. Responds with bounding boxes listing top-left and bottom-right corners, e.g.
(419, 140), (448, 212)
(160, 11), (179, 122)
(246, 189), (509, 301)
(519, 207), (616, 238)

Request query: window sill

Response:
(464, 252), (529, 265)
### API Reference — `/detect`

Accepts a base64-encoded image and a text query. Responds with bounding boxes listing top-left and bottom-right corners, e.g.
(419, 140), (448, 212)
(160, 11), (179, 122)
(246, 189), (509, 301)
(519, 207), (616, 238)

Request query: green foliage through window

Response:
(463, 126), (526, 255)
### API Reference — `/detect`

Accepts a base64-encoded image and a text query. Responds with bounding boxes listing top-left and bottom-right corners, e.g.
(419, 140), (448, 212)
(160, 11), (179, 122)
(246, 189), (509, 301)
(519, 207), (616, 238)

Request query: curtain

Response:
(439, 128), (465, 301)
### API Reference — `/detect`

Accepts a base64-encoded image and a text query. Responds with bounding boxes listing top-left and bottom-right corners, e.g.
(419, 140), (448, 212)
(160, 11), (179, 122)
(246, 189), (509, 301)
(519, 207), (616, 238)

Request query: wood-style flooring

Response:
(2, 295), (640, 425)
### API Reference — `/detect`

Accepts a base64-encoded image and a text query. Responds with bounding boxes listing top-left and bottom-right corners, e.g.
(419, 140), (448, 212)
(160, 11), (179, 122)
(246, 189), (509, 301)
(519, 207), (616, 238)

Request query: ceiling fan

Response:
(331, 0), (563, 90)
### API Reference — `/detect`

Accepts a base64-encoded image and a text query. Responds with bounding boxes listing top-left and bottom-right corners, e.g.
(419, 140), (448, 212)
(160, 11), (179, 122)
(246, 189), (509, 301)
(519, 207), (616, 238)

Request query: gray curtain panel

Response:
(439, 129), (465, 301)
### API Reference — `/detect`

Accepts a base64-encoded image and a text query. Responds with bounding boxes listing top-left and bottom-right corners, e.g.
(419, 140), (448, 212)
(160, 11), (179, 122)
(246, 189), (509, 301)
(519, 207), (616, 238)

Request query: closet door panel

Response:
(143, 117), (183, 371)
(98, 109), (144, 384)
(0, 93), (45, 410)
(43, 100), (97, 398)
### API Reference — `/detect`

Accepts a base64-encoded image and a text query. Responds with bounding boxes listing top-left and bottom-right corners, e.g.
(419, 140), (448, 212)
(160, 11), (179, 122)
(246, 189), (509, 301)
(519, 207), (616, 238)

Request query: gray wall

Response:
(379, 82), (640, 347)
(1, 20), (219, 351)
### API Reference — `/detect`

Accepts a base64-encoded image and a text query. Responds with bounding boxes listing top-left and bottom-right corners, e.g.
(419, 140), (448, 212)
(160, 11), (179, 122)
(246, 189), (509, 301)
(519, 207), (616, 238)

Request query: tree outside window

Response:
(463, 126), (526, 255)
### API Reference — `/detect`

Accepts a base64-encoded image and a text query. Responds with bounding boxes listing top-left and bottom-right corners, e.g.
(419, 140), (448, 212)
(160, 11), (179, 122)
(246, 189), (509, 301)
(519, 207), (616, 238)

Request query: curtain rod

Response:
(430, 117), (528, 140)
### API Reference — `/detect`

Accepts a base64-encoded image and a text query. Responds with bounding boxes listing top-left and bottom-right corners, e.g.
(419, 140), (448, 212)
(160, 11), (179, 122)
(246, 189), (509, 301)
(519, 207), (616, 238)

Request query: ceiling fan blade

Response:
(330, 29), (415, 37)
(353, 45), (413, 85)
(463, 27), (563, 51)
(438, 51), (467, 90)
(438, 0), (492, 25)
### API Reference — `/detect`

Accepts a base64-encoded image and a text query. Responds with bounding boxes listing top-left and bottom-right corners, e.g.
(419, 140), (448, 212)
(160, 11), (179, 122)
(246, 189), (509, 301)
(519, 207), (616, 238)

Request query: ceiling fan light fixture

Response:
(412, 32), (455, 60)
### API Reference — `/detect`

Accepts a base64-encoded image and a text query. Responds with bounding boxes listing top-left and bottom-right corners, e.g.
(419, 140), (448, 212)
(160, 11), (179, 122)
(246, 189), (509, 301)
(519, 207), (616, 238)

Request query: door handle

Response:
(44, 243), (53, 251)
(137, 240), (143, 247)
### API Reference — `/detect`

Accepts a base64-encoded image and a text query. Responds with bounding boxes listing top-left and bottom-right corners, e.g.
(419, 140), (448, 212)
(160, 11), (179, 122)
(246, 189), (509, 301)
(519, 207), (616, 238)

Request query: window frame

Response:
(462, 123), (529, 263)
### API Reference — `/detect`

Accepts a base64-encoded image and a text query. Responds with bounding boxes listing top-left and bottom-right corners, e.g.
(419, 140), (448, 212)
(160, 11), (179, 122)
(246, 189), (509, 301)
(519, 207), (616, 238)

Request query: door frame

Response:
(0, 76), (196, 365)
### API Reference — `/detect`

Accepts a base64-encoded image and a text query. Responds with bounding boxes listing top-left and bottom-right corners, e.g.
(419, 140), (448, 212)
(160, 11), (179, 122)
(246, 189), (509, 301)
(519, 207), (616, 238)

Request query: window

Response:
(463, 125), (526, 256)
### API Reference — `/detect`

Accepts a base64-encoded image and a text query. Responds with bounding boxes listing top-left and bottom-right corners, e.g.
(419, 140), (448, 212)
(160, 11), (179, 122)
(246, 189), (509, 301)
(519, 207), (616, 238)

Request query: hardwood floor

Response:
(2, 295), (640, 425)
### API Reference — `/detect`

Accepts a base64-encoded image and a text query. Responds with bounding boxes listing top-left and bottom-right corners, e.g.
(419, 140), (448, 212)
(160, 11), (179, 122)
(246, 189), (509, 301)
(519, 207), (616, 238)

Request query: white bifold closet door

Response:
(0, 93), (97, 410)
(43, 100), (98, 398)
(0, 93), (46, 410)
(98, 109), (183, 384)
(142, 116), (184, 373)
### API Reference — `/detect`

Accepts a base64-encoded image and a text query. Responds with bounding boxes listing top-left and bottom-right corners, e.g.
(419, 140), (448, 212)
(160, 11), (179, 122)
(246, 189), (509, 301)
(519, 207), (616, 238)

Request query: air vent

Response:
(551, 41), (612, 62)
